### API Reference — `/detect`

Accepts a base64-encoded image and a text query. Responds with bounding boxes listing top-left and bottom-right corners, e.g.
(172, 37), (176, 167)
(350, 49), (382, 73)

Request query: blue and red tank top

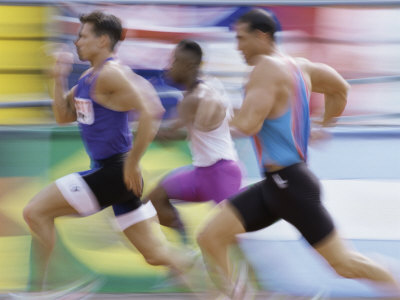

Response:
(74, 58), (132, 161)
(252, 59), (310, 170)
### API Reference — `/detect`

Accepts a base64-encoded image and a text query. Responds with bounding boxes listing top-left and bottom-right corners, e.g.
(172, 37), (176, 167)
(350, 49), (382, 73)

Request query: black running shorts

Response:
(229, 162), (334, 245)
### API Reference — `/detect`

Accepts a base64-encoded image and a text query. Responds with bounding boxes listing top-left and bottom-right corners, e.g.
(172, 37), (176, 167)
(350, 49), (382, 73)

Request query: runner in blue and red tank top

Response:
(22, 11), (193, 293)
(197, 9), (400, 299)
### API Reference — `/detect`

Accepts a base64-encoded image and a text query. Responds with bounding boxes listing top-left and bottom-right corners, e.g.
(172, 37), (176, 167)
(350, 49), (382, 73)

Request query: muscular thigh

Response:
(269, 164), (335, 246)
(28, 182), (79, 217)
(229, 179), (280, 232)
(197, 160), (243, 203)
(160, 165), (198, 201)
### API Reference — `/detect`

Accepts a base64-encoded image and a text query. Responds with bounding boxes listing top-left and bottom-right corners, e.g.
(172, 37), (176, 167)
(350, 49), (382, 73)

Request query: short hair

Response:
(177, 39), (203, 66)
(237, 9), (277, 41)
(79, 11), (123, 51)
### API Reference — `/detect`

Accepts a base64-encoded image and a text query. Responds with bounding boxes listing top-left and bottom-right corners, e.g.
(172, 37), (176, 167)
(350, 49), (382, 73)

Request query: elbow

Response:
(153, 106), (165, 120)
(233, 123), (259, 136)
(54, 115), (66, 125)
(242, 127), (259, 136)
(54, 114), (75, 125)
(55, 119), (72, 125)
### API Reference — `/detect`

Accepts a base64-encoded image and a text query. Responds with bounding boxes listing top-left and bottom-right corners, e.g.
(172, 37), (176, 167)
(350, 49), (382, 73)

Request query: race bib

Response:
(75, 97), (94, 125)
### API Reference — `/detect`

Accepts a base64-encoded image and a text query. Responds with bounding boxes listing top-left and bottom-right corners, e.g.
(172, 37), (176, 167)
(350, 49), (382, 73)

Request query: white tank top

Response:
(187, 78), (238, 167)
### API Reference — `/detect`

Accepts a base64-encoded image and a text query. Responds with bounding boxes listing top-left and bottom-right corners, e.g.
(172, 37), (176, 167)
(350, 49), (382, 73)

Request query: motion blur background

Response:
(1, 1), (400, 298)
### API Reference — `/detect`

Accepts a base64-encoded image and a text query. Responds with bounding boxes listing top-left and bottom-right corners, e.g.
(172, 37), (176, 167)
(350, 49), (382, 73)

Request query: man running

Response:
(197, 9), (399, 299)
(23, 11), (191, 292)
(143, 40), (242, 244)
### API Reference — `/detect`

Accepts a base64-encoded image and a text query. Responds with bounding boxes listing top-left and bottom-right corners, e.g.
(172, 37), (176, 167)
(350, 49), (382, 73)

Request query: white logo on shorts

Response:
(75, 97), (94, 125)
(272, 174), (288, 189)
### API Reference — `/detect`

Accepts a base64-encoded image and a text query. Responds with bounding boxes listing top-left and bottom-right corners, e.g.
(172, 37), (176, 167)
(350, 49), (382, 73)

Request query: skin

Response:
(197, 21), (398, 297)
(23, 22), (191, 292)
(142, 45), (228, 243)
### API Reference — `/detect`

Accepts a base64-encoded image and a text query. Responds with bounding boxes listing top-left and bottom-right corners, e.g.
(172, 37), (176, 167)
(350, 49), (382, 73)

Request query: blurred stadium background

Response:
(0, 0), (400, 298)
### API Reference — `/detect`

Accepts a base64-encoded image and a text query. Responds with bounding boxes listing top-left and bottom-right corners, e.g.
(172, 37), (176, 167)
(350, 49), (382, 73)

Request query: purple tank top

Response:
(74, 58), (132, 160)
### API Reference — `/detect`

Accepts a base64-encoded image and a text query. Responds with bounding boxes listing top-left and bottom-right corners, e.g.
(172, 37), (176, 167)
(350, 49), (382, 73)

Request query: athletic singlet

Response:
(253, 59), (310, 169)
(74, 57), (132, 160)
(187, 79), (238, 167)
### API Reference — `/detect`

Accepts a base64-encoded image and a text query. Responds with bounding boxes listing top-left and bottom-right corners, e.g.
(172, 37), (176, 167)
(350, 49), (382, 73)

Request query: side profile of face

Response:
(235, 22), (260, 66)
(75, 23), (102, 61)
(167, 47), (197, 87)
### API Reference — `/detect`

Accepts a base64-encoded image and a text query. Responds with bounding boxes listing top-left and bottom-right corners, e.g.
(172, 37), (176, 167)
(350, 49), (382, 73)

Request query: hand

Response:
(52, 51), (74, 79)
(123, 159), (143, 197)
(309, 121), (331, 146)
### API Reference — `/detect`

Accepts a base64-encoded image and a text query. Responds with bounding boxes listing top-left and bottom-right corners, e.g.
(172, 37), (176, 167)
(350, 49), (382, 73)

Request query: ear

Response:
(98, 34), (110, 49)
(255, 29), (270, 42)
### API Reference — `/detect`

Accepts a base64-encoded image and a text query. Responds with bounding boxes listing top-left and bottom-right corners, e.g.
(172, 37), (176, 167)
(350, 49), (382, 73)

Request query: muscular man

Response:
(197, 9), (399, 298)
(143, 40), (242, 244)
(23, 11), (190, 292)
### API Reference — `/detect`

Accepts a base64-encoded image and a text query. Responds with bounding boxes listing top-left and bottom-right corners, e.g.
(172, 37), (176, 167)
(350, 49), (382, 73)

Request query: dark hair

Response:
(237, 9), (277, 41)
(79, 11), (123, 50)
(177, 39), (203, 66)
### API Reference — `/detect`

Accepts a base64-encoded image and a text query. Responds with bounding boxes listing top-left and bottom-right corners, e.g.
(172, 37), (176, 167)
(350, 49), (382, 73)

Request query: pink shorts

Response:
(161, 159), (242, 203)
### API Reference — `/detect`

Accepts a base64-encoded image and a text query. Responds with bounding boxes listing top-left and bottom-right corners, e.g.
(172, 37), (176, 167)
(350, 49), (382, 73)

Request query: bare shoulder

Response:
(95, 61), (133, 94)
(255, 56), (284, 74)
(293, 56), (311, 65)
(249, 56), (289, 87)
(98, 61), (126, 81)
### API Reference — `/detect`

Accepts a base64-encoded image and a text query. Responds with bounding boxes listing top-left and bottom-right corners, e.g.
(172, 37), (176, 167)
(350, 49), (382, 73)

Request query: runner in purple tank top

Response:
(142, 40), (243, 244)
(22, 11), (194, 294)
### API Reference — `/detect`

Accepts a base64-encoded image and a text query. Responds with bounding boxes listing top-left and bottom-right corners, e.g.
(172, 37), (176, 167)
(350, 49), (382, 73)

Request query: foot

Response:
(8, 276), (103, 300)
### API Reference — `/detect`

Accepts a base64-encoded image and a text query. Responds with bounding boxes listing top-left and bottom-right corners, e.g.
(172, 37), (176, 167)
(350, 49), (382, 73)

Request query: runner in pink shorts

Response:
(143, 40), (242, 243)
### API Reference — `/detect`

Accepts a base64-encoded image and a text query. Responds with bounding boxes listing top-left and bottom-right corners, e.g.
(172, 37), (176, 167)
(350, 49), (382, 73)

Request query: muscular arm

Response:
(156, 118), (187, 141)
(52, 52), (77, 124)
(96, 65), (164, 195)
(230, 58), (278, 136)
(193, 85), (226, 132)
(176, 84), (226, 132)
(53, 80), (77, 124)
(194, 100), (226, 132)
(300, 58), (349, 126)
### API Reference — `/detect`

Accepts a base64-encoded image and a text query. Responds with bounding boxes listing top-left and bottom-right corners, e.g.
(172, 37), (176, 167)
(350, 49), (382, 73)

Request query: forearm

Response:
(53, 77), (75, 124)
(322, 92), (347, 126)
(230, 125), (249, 138)
(155, 119), (187, 141)
(128, 111), (160, 163)
(230, 116), (256, 136)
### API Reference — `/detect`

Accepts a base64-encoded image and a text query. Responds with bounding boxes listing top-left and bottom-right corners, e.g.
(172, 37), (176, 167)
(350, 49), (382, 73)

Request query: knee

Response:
(23, 203), (38, 228)
(23, 203), (48, 230)
(197, 227), (219, 253)
(141, 248), (167, 267)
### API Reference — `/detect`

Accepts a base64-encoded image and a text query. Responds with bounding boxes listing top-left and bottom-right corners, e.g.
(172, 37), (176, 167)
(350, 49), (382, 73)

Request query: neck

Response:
(185, 75), (199, 92)
(262, 43), (277, 56)
(89, 51), (113, 70)
(250, 45), (279, 65)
